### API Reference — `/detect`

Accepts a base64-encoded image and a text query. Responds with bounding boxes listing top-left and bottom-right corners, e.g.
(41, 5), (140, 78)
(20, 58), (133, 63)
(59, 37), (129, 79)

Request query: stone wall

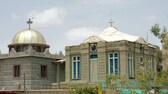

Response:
(0, 57), (32, 90)
(80, 44), (89, 82)
(97, 41), (106, 81)
(0, 55), (64, 90)
(30, 57), (56, 89)
(65, 40), (159, 84)
(65, 46), (71, 82)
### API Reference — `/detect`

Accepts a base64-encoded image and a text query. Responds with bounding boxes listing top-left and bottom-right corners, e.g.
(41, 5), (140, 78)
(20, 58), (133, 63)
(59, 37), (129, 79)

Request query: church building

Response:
(0, 19), (65, 90)
(65, 21), (159, 84)
(0, 19), (160, 90)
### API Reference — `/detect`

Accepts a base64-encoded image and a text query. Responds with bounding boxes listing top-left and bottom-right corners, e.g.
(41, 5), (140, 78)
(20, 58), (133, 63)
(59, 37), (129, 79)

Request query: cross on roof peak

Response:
(109, 19), (114, 27)
(26, 18), (33, 29)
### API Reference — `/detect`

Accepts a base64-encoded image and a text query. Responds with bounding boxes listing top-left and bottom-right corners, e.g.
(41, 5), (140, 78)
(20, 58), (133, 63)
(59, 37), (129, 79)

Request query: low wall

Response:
(15, 89), (69, 94)
(52, 82), (96, 89)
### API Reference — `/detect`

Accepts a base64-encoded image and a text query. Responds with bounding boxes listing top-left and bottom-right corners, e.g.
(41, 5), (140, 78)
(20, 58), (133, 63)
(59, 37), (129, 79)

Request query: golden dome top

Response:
(11, 29), (46, 45)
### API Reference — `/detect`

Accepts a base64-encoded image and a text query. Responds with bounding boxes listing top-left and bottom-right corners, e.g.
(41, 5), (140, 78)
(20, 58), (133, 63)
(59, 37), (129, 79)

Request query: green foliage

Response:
(106, 74), (121, 89)
(76, 87), (98, 94)
(106, 75), (111, 87)
(157, 50), (163, 62)
(120, 75), (129, 88)
(155, 69), (168, 85)
(151, 24), (161, 38)
(150, 23), (168, 85)
(136, 61), (153, 90)
(150, 24), (167, 43)
(111, 74), (118, 80)
(106, 74), (130, 89)
(136, 69), (150, 83)
(69, 85), (98, 94)
(106, 74), (118, 83)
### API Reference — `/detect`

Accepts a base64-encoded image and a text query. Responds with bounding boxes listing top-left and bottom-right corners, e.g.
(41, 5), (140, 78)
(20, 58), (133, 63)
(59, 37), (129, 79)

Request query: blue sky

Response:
(0, 0), (167, 54)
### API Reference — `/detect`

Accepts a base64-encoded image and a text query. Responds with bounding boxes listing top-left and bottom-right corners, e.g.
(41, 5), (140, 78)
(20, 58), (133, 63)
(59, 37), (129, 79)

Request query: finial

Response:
(26, 18), (33, 29)
(109, 19), (114, 27)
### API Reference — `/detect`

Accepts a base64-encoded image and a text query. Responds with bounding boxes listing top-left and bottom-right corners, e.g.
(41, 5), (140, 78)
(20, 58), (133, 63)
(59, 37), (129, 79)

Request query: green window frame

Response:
(128, 53), (135, 79)
(71, 56), (81, 79)
(108, 52), (120, 75)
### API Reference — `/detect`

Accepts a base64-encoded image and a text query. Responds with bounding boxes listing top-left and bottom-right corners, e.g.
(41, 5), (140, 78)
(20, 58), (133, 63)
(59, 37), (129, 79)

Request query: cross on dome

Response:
(26, 18), (33, 29)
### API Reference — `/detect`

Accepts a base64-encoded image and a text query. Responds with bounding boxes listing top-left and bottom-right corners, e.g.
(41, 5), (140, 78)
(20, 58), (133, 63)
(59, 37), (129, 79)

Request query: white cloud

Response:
(65, 27), (101, 41)
(142, 15), (157, 21)
(28, 7), (66, 27)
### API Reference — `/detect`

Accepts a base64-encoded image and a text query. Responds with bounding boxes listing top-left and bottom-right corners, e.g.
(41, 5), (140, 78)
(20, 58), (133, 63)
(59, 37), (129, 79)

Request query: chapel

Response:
(0, 19), (65, 90)
(65, 21), (159, 84)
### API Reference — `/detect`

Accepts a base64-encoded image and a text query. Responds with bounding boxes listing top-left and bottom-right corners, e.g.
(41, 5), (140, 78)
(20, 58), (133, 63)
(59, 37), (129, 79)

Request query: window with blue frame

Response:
(72, 56), (81, 79)
(90, 54), (98, 59)
(128, 53), (135, 79)
(109, 52), (119, 75)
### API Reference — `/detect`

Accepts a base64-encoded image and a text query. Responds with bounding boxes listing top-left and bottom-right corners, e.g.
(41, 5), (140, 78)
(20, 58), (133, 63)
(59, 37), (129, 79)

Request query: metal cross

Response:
(26, 18), (33, 29)
(109, 19), (114, 27)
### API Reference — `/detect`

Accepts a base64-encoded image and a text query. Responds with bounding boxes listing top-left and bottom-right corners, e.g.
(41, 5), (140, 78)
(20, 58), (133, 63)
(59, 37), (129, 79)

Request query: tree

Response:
(150, 24), (166, 42)
(150, 24), (168, 69)
(150, 24), (168, 93)
(136, 61), (151, 90)
(155, 69), (168, 85)
(151, 24), (161, 38)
